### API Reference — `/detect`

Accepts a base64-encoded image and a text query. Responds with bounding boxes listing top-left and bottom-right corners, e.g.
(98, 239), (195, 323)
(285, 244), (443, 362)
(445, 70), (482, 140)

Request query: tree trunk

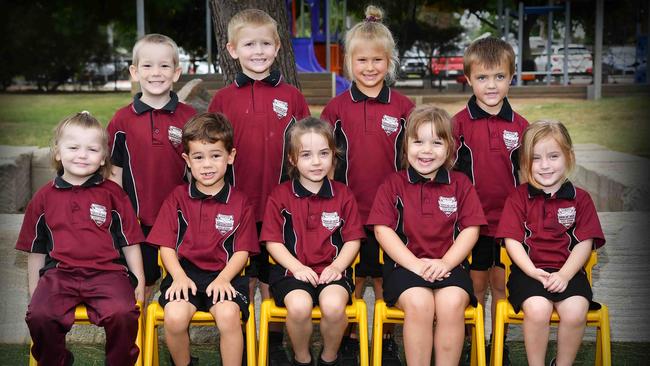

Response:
(210, 0), (300, 89)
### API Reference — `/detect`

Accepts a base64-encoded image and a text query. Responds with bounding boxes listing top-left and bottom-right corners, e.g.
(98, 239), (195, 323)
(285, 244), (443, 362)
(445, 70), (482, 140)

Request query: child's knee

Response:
(522, 299), (553, 322)
(213, 303), (242, 331)
(285, 297), (313, 321)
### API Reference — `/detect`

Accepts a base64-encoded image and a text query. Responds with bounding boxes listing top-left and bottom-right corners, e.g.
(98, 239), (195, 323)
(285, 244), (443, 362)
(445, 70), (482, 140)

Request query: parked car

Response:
(431, 55), (464, 79)
(534, 44), (593, 74)
(399, 59), (428, 79)
(603, 46), (636, 74)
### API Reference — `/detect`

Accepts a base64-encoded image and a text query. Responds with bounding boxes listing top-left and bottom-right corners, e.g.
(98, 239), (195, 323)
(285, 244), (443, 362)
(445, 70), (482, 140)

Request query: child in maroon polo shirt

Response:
(207, 9), (310, 361)
(320, 6), (414, 362)
(146, 113), (259, 366)
(17, 112), (145, 366)
(261, 117), (364, 366)
(368, 106), (486, 366)
(107, 34), (197, 302)
(452, 36), (529, 362)
(496, 120), (605, 366)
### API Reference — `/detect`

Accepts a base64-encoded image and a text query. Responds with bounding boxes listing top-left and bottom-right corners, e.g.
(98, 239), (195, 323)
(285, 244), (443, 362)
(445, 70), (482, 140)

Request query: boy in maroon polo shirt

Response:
(146, 113), (259, 366)
(17, 112), (145, 366)
(207, 9), (310, 362)
(452, 36), (528, 363)
(496, 120), (605, 366)
(107, 34), (196, 303)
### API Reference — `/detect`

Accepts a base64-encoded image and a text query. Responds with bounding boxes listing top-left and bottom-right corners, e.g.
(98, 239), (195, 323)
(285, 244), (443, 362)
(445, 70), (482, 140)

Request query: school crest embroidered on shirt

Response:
(215, 214), (234, 234)
(168, 126), (182, 146)
(438, 196), (457, 217)
(502, 130), (519, 150)
(272, 99), (288, 119)
(89, 203), (107, 226)
(557, 207), (576, 228)
(381, 115), (399, 135)
(321, 211), (340, 231)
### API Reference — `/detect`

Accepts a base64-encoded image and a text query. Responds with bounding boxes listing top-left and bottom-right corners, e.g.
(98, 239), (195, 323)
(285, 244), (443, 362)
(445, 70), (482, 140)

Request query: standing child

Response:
(146, 113), (259, 366)
(496, 120), (605, 366)
(452, 36), (529, 363)
(261, 117), (364, 366)
(17, 112), (145, 366)
(320, 6), (414, 363)
(368, 105), (485, 366)
(107, 34), (197, 304)
(208, 9), (311, 363)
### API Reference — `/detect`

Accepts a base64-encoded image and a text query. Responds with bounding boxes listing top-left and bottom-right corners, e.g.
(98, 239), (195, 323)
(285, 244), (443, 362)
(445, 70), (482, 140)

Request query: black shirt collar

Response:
(527, 180), (576, 200)
(234, 69), (282, 87)
(188, 180), (231, 203)
(467, 95), (514, 122)
(132, 91), (180, 114)
(53, 173), (104, 189)
(406, 166), (451, 185)
(349, 81), (390, 104)
(292, 178), (334, 198)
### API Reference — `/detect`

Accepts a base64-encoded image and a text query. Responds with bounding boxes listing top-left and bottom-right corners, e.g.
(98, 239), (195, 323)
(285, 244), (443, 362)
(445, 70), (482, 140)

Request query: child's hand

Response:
(528, 268), (551, 286)
(292, 266), (319, 287)
(419, 258), (451, 282)
(206, 277), (238, 304)
(545, 271), (570, 293)
(134, 283), (145, 302)
(165, 275), (197, 302)
(319, 264), (342, 284)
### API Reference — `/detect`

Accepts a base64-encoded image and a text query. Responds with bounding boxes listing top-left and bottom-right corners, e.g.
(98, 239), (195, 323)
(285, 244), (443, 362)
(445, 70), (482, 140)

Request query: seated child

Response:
(146, 113), (259, 366)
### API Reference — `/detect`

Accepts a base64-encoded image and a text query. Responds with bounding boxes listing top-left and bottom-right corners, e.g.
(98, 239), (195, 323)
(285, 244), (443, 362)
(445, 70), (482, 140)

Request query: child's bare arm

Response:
(123, 244), (145, 302)
(546, 239), (592, 293)
(319, 239), (360, 284)
(266, 241), (319, 286)
(206, 251), (249, 303)
(27, 253), (45, 298)
(109, 166), (123, 187)
(505, 238), (550, 284)
(374, 225), (423, 275)
(160, 246), (197, 301)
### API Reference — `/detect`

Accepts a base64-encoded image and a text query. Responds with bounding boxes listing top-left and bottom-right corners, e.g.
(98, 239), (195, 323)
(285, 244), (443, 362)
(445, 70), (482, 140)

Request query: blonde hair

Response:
(51, 112), (112, 179)
(286, 117), (338, 180)
(182, 112), (234, 154)
(132, 33), (180, 67)
(402, 105), (455, 170)
(228, 8), (280, 45)
(463, 36), (515, 77)
(344, 5), (398, 83)
(520, 119), (576, 190)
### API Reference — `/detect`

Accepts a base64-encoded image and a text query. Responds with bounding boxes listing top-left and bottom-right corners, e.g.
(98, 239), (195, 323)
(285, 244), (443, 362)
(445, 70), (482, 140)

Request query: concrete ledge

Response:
(0, 146), (37, 213)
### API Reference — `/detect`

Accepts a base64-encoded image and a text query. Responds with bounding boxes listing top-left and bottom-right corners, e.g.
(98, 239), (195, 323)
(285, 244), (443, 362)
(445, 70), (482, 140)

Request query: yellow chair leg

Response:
(257, 299), (272, 366)
(144, 302), (158, 366)
(371, 300), (385, 366)
(356, 300), (369, 366)
(246, 302), (257, 366)
(473, 303), (486, 366)
(491, 300), (507, 366)
(599, 305), (611, 366)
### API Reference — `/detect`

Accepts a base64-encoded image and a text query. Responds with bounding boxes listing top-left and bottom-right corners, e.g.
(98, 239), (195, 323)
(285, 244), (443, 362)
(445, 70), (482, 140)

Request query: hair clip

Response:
(364, 15), (379, 22)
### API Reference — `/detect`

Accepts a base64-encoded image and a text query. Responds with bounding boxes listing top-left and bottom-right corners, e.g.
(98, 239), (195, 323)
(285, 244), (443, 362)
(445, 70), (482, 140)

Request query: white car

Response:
(534, 44), (593, 74)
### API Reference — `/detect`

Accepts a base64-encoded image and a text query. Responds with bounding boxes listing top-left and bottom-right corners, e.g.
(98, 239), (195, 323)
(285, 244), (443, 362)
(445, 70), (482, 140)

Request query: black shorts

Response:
(356, 227), (382, 278)
(158, 258), (251, 320)
(470, 235), (504, 271)
(245, 222), (270, 283)
(382, 265), (477, 308)
(507, 266), (601, 313)
(270, 276), (354, 307)
(140, 225), (161, 286)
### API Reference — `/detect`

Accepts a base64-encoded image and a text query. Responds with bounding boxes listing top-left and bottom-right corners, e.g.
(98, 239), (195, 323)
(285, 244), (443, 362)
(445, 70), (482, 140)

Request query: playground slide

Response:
(292, 37), (350, 95)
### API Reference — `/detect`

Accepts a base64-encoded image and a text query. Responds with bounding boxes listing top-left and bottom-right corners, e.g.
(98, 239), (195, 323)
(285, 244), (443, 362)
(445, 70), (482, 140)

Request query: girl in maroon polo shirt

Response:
(16, 112), (145, 366)
(261, 117), (364, 366)
(368, 106), (486, 366)
(496, 120), (605, 366)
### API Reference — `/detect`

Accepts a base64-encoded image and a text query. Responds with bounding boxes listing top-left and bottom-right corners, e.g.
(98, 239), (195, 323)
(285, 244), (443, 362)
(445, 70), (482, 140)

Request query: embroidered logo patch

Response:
(502, 130), (519, 150)
(381, 115), (399, 135)
(89, 203), (107, 226)
(168, 126), (182, 146)
(215, 214), (234, 234)
(321, 211), (341, 231)
(438, 196), (457, 217)
(272, 99), (288, 119)
(557, 207), (576, 228)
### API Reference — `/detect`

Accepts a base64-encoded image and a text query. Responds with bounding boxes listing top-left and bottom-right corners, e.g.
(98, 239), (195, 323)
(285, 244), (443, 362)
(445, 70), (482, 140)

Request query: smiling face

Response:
(292, 131), (333, 193)
(227, 24), (280, 80)
(129, 42), (181, 106)
(56, 125), (106, 185)
(350, 42), (389, 97)
(466, 61), (513, 115)
(183, 140), (235, 196)
(406, 122), (448, 179)
(531, 136), (568, 194)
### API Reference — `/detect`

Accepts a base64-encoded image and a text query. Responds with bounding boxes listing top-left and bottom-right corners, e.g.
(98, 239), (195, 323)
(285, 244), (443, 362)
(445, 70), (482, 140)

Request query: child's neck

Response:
(61, 172), (94, 186)
(197, 180), (225, 197)
(476, 97), (504, 116)
(139, 92), (172, 110)
(243, 69), (270, 81)
(356, 81), (384, 98)
(299, 176), (324, 195)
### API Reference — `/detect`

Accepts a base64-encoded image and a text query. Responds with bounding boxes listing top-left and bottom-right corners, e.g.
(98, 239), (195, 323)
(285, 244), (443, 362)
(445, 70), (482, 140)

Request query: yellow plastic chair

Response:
(490, 246), (611, 366)
(257, 255), (369, 366)
(371, 249), (487, 366)
(29, 302), (144, 366)
(143, 257), (257, 366)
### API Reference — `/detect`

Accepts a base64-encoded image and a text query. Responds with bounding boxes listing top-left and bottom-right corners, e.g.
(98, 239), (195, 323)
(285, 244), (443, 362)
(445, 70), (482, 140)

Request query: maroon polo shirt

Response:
(146, 181), (260, 272)
(367, 167), (486, 264)
(452, 95), (529, 236)
(207, 70), (311, 222)
(496, 182), (605, 270)
(260, 179), (365, 282)
(107, 91), (196, 226)
(320, 82), (415, 222)
(15, 174), (144, 274)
